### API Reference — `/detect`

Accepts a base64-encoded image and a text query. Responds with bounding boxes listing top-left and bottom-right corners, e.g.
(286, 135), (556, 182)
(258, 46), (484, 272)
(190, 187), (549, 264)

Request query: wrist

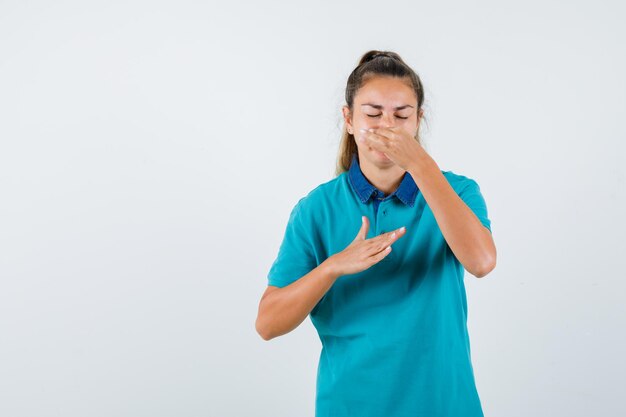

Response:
(320, 257), (341, 282)
(408, 151), (436, 179)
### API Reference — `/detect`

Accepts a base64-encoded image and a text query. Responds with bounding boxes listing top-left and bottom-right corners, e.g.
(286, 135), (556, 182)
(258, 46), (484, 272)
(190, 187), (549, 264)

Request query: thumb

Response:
(355, 216), (369, 241)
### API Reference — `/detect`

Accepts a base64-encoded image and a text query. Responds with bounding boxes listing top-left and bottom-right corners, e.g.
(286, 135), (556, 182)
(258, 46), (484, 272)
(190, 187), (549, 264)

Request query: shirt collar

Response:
(347, 153), (418, 207)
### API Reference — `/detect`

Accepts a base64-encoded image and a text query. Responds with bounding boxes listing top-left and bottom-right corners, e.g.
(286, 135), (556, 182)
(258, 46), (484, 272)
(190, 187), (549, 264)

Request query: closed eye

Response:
(366, 114), (409, 119)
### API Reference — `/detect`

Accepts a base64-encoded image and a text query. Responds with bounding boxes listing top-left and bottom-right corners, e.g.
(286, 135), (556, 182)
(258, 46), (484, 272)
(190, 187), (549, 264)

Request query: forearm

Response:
(408, 155), (496, 277)
(257, 259), (339, 340)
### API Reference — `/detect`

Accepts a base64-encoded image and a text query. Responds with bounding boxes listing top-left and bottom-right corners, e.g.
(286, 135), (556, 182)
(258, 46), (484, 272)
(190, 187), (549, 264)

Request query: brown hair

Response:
(334, 50), (427, 176)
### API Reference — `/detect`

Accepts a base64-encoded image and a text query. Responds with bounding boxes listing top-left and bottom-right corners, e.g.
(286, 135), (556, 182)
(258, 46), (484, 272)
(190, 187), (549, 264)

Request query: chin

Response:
(374, 150), (393, 163)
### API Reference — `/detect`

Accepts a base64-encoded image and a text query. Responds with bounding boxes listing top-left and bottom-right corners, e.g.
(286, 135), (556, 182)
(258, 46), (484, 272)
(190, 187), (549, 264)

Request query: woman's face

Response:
(343, 76), (423, 167)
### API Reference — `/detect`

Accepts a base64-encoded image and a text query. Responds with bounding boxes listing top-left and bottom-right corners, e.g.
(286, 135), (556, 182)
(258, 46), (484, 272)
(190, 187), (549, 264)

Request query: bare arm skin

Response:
(256, 218), (405, 341)
(408, 155), (497, 278)
(358, 126), (497, 279)
(255, 259), (338, 341)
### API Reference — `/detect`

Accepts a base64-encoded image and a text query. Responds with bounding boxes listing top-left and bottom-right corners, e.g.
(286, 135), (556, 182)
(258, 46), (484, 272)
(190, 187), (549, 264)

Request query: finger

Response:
(386, 226), (406, 247)
(371, 226), (406, 251)
(388, 226), (406, 242)
(373, 226), (406, 242)
(369, 244), (392, 265)
(373, 127), (401, 141)
(370, 137), (389, 153)
(355, 216), (369, 241)
(368, 128), (389, 140)
(358, 129), (387, 149)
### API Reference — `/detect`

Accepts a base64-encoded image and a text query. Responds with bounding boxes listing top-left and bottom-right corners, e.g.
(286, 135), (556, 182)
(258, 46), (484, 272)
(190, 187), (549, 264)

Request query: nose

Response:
(380, 112), (395, 128)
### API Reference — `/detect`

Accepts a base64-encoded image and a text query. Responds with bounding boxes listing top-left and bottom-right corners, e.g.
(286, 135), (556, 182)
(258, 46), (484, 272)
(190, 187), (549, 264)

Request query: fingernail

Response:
(400, 226), (406, 232)
(391, 232), (396, 238)
(359, 128), (367, 132)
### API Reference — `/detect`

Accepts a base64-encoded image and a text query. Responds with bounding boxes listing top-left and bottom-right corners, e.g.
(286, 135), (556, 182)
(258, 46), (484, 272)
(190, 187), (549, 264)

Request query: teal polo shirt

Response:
(267, 153), (492, 417)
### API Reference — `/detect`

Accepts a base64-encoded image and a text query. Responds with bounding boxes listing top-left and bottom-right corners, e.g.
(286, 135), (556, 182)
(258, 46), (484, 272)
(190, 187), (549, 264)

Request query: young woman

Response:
(256, 50), (497, 417)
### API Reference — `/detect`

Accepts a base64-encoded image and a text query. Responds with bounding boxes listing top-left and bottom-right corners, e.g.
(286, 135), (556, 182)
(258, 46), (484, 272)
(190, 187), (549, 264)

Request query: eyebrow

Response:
(361, 103), (414, 110)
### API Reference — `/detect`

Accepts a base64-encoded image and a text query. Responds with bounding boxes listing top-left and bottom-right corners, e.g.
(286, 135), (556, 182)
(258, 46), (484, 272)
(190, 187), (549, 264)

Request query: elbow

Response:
(255, 316), (275, 341)
(256, 290), (283, 341)
(256, 323), (272, 341)
(473, 254), (496, 278)
(258, 331), (273, 342)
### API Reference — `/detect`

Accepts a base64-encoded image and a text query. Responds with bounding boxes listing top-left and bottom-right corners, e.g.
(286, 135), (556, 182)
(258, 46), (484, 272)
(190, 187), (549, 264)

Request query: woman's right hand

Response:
(327, 216), (406, 277)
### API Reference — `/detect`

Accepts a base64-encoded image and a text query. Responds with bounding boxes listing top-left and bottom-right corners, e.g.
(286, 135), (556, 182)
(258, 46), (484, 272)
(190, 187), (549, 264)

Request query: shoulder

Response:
(441, 169), (481, 194)
(283, 173), (348, 231)
(293, 172), (348, 213)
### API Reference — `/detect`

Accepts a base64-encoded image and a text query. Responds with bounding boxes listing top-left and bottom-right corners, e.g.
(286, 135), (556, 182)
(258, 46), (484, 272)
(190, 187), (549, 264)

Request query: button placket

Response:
(378, 200), (392, 262)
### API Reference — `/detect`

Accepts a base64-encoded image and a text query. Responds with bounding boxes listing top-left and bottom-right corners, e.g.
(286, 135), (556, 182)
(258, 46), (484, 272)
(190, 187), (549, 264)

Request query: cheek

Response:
(355, 115), (376, 126)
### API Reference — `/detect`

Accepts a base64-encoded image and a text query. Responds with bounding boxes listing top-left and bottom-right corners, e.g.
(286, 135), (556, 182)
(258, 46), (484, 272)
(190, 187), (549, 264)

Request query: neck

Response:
(358, 155), (405, 195)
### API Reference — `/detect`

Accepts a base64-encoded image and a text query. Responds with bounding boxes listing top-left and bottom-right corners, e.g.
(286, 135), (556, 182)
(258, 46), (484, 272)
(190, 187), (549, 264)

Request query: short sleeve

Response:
(458, 179), (492, 234)
(267, 198), (318, 288)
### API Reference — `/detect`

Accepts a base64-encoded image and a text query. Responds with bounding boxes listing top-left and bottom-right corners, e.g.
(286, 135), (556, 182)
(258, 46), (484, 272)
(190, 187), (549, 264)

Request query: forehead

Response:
(355, 76), (416, 105)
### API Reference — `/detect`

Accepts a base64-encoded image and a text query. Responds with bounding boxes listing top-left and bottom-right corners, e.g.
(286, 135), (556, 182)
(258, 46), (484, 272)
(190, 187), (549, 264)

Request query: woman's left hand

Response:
(358, 126), (429, 172)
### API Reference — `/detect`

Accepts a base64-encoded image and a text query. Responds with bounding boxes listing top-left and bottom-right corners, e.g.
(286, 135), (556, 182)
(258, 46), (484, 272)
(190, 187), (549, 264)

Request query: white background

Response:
(1, 1), (624, 416)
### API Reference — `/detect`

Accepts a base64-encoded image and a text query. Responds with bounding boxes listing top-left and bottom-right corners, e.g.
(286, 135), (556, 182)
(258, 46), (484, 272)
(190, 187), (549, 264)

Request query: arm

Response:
(408, 155), (497, 278)
(255, 259), (339, 341)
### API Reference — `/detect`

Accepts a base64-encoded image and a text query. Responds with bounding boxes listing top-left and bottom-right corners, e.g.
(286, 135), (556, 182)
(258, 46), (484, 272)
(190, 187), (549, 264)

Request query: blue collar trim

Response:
(347, 153), (418, 207)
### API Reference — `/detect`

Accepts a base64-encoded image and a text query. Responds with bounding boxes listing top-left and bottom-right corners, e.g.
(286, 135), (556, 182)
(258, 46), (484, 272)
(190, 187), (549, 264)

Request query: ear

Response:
(342, 106), (353, 134)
